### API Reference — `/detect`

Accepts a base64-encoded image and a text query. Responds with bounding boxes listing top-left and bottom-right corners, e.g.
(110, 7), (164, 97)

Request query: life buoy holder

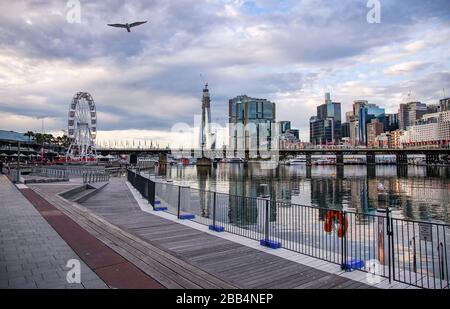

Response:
(324, 210), (348, 238)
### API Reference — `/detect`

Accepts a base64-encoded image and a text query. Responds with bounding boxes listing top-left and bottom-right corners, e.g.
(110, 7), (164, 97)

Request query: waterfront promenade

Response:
(0, 175), (106, 289)
(1, 175), (413, 289)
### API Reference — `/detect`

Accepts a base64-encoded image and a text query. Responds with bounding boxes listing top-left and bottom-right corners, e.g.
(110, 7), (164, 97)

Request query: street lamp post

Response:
(15, 141), (21, 183)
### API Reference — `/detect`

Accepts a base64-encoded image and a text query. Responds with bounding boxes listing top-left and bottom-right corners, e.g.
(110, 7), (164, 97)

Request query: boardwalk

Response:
(33, 177), (376, 289)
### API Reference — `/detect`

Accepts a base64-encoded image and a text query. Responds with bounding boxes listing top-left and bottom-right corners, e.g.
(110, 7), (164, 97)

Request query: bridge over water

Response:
(97, 147), (450, 166)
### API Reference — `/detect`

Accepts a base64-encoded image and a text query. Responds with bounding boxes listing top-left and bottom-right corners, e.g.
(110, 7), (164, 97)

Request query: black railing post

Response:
(177, 186), (181, 219)
(412, 236), (417, 273)
(439, 242), (444, 280)
(341, 210), (347, 270)
(386, 208), (394, 283)
(265, 198), (270, 242)
(148, 178), (155, 209)
(212, 191), (217, 228)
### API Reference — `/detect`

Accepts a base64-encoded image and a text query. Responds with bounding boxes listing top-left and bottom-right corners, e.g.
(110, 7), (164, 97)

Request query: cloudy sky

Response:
(0, 0), (449, 147)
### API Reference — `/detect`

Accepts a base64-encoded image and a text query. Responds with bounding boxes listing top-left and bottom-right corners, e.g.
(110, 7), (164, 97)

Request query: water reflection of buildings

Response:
(396, 178), (450, 223)
(196, 166), (214, 218)
(227, 164), (277, 226)
(161, 164), (450, 224)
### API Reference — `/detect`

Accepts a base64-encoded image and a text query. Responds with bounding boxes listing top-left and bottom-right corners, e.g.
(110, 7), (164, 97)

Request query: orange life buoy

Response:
(324, 210), (348, 238)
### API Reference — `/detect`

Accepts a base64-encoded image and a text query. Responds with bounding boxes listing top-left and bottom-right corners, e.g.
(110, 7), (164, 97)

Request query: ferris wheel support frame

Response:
(66, 92), (98, 161)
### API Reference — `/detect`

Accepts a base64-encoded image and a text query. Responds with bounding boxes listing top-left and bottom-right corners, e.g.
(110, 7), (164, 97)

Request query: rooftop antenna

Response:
(200, 74), (206, 86)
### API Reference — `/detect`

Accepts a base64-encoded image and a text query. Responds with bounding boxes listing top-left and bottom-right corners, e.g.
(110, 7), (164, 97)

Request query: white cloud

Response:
(383, 61), (431, 76)
(0, 0), (449, 145)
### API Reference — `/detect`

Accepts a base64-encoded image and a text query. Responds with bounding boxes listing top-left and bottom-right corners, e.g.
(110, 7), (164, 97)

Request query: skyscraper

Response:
(399, 101), (428, 130)
(407, 102), (427, 127)
(440, 98), (450, 112)
(229, 95), (276, 156)
(398, 103), (409, 131)
(353, 100), (369, 118)
(309, 93), (342, 144)
(359, 104), (385, 145)
(367, 119), (385, 148)
(385, 113), (399, 132)
(341, 122), (350, 139)
(348, 100), (368, 145)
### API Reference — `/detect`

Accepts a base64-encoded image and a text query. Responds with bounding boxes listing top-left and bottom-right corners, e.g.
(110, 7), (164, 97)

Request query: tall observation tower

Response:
(198, 83), (215, 166)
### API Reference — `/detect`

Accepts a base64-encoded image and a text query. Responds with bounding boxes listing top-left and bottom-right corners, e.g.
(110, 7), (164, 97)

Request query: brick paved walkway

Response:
(0, 176), (107, 289)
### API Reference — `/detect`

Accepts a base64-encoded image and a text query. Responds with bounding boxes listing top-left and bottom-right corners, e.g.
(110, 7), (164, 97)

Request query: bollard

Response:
(259, 184), (281, 249)
(208, 191), (224, 232)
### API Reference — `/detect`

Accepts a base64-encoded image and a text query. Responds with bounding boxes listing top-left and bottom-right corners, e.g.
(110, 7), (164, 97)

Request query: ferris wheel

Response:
(66, 92), (97, 160)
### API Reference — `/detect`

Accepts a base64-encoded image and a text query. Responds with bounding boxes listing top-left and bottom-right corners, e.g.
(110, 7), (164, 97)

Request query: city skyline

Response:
(0, 0), (449, 147)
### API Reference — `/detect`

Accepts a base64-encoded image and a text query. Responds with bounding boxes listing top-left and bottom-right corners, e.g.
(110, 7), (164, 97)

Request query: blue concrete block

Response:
(179, 214), (196, 220)
(260, 239), (282, 249)
(343, 259), (365, 272)
(154, 207), (168, 212)
(208, 225), (225, 232)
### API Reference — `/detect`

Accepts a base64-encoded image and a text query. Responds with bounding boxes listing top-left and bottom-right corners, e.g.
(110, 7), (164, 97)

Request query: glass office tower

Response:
(229, 95), (276, 156)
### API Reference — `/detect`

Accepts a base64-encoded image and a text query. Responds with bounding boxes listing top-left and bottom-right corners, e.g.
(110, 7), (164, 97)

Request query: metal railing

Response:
(126, 169), (449, 289)
(82, 172), (110, 184)
(31, 166), (106, 178)
(31, 167), (68, 179)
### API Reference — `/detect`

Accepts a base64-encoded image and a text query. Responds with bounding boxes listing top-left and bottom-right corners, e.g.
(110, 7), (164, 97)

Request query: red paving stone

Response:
(20, 187), (165, 289)
(96, 262), (164, 289)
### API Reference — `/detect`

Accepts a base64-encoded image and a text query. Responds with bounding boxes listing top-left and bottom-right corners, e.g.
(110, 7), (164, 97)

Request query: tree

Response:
(24, 131), (35, 144)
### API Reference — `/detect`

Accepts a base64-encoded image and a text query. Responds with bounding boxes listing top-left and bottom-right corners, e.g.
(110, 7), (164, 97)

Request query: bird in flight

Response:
(107, 21), (148, 32)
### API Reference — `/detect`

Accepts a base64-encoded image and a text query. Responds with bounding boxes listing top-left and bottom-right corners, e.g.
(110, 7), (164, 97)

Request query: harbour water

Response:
(154, 164), (450, 224)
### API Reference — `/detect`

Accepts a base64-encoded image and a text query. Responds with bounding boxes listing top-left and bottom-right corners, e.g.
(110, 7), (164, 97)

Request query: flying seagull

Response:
(107, 21), (148, 32)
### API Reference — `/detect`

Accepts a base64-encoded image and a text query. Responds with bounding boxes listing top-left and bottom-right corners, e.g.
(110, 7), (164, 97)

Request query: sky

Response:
(0, 0), (449, 148)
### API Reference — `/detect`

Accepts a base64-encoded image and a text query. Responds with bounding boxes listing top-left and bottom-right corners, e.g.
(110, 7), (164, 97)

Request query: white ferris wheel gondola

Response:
(66, 92), (97, 160)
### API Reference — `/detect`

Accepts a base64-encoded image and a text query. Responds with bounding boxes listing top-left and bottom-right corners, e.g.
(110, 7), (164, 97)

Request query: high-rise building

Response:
(367, 119), (385, 148)
(439, 111), (450, 142)
(310, 117), (333, 145)
(345, 111), (354, 123)
(385, 113), (399, 132)
(341, 122), (350, 139)
(353, 100), (369, 119)
(398, 103), (409, 131)
(278, 121), (301, 149)
(279, 121), (291, 134)
(427, 104), (440, 114)
(407, 102), (427, 127)
(309, 93), (342, 144)
(440, 98), (450, 112)
(401, 110), (450, 145)
(349, 117), (359, 146)
(397, 101), (427, 130)
(359, 104), (385, 145)
(228, 95), (276, 155)
(347, 100), (369, 145)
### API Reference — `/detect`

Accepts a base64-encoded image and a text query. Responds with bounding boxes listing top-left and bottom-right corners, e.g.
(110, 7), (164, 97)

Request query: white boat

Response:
(288, 158), (306, 165)
(314, 159), (335, 166)
(228, 157), (245, 164)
